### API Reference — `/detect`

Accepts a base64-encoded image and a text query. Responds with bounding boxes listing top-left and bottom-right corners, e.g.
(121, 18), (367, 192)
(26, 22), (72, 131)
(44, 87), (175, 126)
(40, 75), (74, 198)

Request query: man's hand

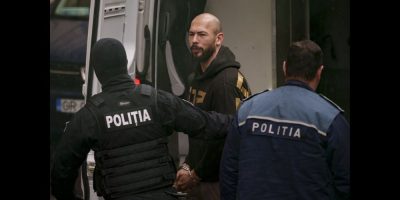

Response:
(174, 164), (200, 192)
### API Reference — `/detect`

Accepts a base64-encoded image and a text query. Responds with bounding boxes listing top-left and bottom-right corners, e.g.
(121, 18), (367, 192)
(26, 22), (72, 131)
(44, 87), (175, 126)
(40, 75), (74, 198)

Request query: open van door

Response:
(84, 0), (205, 99)
(84, 0), (152, 99)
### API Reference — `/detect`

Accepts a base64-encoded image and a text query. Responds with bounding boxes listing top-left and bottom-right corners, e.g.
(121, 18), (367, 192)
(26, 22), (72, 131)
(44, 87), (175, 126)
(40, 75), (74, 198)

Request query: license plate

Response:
(56, 98), (85, 113)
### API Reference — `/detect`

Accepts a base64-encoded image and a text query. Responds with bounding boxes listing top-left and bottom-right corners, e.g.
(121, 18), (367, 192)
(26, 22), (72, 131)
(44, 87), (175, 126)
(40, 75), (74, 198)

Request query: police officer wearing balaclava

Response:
(51, 38), (231, 200)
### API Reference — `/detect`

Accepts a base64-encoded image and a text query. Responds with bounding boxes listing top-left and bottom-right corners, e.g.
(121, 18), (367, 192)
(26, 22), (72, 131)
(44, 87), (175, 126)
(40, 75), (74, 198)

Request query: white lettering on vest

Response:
(252, 122), (259, 132)
(251, 122), (301, 139)
(143, 109), (151, 121)
(113, 114), (121, 127)
(106, 116), (113, 128)
(105, 108), (152, 130)
(131, 111), (138, 126)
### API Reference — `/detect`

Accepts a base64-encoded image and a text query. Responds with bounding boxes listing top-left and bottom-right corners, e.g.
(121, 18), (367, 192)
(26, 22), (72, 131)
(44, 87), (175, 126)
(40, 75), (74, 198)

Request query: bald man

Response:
(174, 13), (251, 200)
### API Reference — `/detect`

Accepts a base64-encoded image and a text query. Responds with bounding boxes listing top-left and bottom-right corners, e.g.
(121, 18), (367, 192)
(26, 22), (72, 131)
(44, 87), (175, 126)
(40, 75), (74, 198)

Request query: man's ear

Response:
(282, 61), (287, 76)
(316, 65), (324, 80)
(216, 32), (224, 47)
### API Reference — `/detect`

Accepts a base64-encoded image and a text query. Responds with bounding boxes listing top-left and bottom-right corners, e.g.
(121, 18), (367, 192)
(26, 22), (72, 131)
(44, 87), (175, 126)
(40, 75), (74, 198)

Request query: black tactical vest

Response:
(86, 85), (176, 199)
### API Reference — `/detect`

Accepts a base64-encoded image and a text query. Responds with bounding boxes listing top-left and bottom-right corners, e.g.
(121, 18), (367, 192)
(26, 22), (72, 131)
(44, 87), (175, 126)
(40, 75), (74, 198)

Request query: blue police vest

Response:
(238, 85), (339, 137)
(235, 85), (341, 199)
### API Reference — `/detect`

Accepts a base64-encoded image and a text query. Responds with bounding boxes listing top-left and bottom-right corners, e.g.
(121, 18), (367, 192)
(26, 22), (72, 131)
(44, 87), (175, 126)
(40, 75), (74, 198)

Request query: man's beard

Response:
(191, 45), (215, 62)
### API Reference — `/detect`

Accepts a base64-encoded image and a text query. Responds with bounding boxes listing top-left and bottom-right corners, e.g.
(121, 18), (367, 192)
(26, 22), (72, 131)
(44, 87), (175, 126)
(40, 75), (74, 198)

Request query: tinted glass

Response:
(54, 0), (90, 17)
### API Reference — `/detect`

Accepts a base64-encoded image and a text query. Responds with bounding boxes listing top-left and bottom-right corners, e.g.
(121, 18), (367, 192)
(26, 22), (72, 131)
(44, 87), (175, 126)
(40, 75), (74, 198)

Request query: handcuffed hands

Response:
(173, 164), (201, 192)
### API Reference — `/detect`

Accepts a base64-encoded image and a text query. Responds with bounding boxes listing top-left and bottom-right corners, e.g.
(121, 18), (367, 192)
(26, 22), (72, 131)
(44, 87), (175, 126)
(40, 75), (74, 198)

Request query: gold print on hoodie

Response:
(190, 88), (206, 105)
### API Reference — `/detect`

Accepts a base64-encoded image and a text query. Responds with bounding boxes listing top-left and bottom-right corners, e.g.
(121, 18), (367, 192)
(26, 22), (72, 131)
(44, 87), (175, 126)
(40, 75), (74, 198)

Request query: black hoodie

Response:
(185, 45), (251, 181)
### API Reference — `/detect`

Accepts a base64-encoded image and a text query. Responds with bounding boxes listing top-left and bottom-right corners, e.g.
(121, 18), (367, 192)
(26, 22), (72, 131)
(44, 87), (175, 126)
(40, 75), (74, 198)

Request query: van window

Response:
(54, 0), (90, 17)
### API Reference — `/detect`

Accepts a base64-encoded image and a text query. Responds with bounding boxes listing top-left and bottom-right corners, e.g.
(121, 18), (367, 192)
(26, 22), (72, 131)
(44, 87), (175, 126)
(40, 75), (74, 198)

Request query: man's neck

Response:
(286, 77), (318, 91)
(200, 46), (221, 72)
(200, 60), (211, 72)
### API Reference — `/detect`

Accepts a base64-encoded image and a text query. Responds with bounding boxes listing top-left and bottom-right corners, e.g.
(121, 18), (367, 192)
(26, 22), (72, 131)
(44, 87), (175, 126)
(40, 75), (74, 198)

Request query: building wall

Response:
(205, 0), (276, 93)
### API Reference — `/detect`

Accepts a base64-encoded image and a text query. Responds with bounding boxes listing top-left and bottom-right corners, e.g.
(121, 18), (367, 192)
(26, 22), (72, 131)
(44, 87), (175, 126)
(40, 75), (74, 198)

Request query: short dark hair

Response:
(285, 40), (323, 81)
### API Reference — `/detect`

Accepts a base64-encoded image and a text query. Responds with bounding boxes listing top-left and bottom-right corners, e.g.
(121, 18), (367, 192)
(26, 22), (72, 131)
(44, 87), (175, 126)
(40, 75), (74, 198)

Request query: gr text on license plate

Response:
(56, 98), (85, 113)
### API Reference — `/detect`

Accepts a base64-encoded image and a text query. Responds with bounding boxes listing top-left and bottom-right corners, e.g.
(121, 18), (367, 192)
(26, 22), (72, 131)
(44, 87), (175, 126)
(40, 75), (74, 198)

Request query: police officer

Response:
(51, 38), (230, 200)
(220, 40), (350, 200)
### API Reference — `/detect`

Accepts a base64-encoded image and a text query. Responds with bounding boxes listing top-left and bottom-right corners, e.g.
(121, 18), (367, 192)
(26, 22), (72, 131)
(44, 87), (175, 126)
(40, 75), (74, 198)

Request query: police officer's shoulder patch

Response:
(242, 89), (270, 103)
(319, 93), (344, 112)
(139, 84), (153, 96)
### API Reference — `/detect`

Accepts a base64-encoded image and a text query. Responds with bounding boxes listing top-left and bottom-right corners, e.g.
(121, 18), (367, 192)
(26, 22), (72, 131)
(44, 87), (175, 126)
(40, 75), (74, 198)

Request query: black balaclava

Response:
(90, 38), (128, 84)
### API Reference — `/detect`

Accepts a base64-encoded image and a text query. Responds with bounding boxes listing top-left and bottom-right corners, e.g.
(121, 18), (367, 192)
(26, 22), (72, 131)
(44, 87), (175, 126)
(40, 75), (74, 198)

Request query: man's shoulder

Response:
(214, 67), (248, 83)
(137, 84), (154, 96)
(87, 93), (105, 107)
(238, 89), (270, 110)
(318, 93), (344, 113)
(243, 89), (269, 102)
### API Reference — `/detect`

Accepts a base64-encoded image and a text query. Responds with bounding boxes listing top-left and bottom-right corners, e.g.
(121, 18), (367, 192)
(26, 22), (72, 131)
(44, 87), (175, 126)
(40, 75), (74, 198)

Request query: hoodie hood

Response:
(195, 46), (240, 80)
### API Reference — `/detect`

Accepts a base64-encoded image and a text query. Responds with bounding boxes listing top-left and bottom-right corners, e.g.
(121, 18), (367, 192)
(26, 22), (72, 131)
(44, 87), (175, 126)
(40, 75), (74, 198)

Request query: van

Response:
(50, 1), (91, 199)
(50, 0), (90, 151)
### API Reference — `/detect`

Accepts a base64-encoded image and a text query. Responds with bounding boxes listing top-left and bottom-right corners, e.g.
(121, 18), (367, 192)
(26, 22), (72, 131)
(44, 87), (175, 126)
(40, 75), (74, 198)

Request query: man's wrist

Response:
(190, 169), (201, 181)
(179, 163), (192, 177)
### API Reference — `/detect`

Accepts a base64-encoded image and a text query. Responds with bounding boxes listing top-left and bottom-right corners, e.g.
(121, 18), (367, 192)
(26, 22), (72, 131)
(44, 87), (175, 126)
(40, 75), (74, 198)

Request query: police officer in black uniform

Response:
(51, 38), (230, 200)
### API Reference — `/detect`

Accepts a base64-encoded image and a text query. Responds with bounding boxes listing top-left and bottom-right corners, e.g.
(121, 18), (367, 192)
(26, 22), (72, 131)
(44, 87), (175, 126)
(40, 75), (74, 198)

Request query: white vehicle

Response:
(81, 0), (349, 199)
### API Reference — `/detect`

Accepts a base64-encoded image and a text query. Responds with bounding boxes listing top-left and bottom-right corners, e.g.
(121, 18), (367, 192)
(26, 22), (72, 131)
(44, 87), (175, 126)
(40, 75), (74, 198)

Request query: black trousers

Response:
(106, 187), (178, 200)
